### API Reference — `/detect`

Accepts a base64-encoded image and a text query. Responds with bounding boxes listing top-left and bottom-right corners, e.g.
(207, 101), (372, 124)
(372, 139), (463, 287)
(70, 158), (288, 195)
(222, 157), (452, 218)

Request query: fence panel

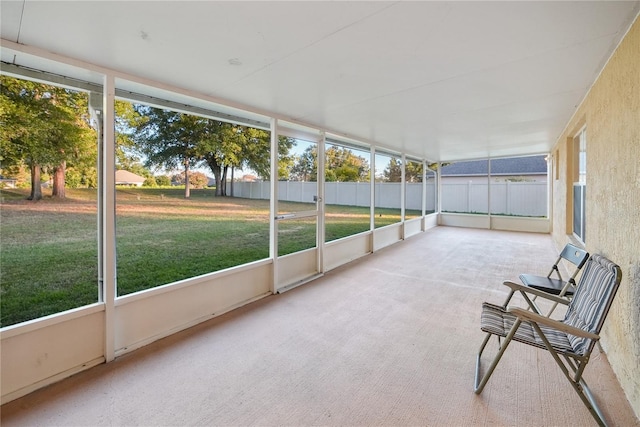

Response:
(441, 183), (469, 213)
(469, 183), (489, 214)
(505, 182), (547, 217)
(375, 182), (402, 209)
(227, 181), (546, 217)
(405, 183), (422, 211)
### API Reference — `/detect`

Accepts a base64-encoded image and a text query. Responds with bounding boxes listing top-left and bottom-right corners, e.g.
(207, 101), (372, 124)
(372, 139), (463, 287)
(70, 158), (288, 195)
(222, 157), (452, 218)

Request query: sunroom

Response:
(1, 1), (639, 425)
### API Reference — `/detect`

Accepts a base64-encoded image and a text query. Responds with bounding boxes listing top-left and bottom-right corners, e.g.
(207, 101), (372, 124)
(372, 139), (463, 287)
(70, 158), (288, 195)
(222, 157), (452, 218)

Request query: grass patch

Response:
(1, 187), (399, 326)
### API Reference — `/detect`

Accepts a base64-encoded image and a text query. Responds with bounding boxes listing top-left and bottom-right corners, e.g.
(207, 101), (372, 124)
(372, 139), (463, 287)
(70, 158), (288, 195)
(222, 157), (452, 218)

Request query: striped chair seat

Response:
(480, 302), (575, 354)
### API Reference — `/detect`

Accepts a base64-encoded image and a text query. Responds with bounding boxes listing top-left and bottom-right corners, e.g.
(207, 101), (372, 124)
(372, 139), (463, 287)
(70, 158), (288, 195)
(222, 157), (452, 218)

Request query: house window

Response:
(573, 128), (586, 242)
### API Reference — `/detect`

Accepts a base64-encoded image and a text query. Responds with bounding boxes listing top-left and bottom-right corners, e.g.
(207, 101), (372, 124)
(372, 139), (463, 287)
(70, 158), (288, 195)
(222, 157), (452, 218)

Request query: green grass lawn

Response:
(1, 187), (407, 327)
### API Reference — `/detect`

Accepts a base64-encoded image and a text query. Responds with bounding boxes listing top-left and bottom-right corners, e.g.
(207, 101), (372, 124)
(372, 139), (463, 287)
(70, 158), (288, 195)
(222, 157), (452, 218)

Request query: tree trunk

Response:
(221, 166), (228, 196)
(52, 160), (66, 198)
(184, 159), (191, 199)
(28, 162), (43, 201)
(230, 166), (235, 197)
(210, 166), (222, 196)
(206, 157), (223, 196)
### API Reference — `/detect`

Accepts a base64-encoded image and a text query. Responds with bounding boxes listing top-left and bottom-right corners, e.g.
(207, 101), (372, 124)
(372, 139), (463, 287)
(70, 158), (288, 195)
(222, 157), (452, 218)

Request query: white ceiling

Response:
(1, 1), (639, 161)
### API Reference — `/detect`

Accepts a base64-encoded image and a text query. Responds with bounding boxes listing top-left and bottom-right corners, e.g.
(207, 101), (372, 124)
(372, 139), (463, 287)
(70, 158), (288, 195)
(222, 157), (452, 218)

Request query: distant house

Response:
(0, 175), (17, 188)
(240, 174), (258, 182)
(115, 170), (146, 187)
(440, 155), (548, 183)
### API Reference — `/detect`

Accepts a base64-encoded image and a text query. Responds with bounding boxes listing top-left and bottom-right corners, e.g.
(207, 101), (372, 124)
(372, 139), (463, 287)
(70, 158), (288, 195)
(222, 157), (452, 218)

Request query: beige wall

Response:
(551, 16), (640, 416)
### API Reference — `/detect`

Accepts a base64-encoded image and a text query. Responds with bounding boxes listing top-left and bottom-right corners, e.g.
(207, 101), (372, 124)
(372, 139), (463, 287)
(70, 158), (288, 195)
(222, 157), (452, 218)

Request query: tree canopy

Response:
(289, 145), (370, 182)
(379, 158), (425, 183)
(126, 103), (294, 196)
(405, 160), (423, 183)
(115, 100), (151, 178)
(381, 157), (402, 182)
(3, 76), (393, 199)
(0, 75), (95, 199)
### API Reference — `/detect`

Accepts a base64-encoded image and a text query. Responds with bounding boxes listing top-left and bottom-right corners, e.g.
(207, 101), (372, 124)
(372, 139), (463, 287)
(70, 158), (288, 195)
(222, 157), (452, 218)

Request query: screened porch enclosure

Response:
(1, 0), (639, 421)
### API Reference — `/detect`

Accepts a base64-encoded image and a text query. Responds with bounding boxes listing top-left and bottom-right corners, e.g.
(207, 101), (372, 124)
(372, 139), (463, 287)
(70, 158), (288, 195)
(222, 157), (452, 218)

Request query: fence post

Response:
(506, 181), (511, 215)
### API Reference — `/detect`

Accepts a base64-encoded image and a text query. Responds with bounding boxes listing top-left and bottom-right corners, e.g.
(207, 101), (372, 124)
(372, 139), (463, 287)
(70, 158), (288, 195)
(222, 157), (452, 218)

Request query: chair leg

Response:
(529, 321), (608, 427)
(578, 379), (608, 427)
(474, 332), (492, 391)
(545, 301), (560, 317)
(474, 319), (521, 394)
(501, 289), (516, 309)
(521, 292), (543, 315)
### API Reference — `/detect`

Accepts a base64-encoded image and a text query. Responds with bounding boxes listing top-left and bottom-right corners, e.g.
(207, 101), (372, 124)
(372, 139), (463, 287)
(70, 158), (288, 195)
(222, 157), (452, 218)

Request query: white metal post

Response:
(317, 132), (326, 273)
(370, 147), (376, 251)
(488, 158), (492, 224)
(436, 162), (442, 223)
(400, 153), (406, 239)
(102, 74), (116, 363)
(421, 160), (427, 230)
(90, 91), (104, 303)
(269, 118), (278, 293)
(547, 154), (553, 225)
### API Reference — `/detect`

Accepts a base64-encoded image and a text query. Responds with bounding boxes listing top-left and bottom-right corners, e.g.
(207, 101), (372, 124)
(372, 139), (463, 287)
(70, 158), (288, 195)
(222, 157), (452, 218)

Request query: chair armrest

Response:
(508, 308), (600, 340)
(503, 281), (570, 305)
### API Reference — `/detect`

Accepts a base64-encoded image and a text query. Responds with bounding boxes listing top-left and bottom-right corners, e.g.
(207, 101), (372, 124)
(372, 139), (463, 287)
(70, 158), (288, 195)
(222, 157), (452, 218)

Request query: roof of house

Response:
(115, 170), (146, 183)
(440, 155), (547, 176)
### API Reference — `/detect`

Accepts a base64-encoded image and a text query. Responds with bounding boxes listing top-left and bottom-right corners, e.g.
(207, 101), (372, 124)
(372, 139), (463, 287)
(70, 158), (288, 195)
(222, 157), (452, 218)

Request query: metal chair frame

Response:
(474, 255), (622, 427)
(509, 243), (589, 316)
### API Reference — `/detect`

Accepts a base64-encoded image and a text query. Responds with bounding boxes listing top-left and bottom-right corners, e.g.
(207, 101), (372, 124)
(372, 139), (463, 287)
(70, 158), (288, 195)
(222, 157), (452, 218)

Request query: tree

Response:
(200, 121), (246, 196)
(49, 92), (95, 197)
(325, 146), (369, 182)
(131, 105), (208, 198)
(405, 161), (423, 183)
(275, 138), (296, 181)
(126, 103), (295, 197)
(189, 171), (209, 189)
(0, 76), (95, 200)
(239, 130), (294, 182)
(381, 157), (402, 182)
(173, 171), (209, 188)
(115, 100), (148, 175)
(200, 123), (294, 195)
(290, 145), (369, 182)
(290, 145), (317, 182)
(155, 175), (171, 186)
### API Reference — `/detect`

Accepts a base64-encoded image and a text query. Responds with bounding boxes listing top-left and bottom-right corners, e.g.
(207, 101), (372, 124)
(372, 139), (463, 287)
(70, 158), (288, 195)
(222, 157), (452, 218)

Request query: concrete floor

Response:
(2, 227), (638, 426)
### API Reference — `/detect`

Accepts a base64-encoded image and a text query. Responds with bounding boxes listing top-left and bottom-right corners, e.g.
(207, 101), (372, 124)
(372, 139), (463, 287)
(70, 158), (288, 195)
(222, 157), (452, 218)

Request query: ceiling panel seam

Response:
(230, 1), (399, 86)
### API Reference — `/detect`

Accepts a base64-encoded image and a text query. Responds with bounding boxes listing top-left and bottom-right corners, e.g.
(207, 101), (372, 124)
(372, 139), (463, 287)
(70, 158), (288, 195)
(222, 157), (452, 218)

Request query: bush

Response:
(156, 175), (171, 186)
(172, 171), (209, 189)
(143, 177), (158, 187)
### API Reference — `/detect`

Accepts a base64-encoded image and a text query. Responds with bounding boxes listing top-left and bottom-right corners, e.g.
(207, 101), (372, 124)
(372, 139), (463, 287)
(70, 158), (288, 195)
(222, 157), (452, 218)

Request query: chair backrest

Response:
(563, 254), (622, 355)
(548, 244), (589, 283)
(559, 243), (590, 268)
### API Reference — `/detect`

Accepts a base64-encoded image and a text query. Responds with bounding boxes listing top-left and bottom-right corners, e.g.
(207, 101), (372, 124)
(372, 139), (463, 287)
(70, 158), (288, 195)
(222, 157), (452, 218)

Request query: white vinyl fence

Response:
(227, 181), (547, 217)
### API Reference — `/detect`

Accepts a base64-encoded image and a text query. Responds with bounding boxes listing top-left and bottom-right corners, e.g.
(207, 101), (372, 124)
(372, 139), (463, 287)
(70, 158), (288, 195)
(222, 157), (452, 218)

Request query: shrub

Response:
(155, 175), (171, 186)
(143, 177), (158, 187)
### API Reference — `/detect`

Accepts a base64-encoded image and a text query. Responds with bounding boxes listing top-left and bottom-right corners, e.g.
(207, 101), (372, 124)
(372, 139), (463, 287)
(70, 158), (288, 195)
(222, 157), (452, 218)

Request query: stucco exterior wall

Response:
(551, 16), (640, 416)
